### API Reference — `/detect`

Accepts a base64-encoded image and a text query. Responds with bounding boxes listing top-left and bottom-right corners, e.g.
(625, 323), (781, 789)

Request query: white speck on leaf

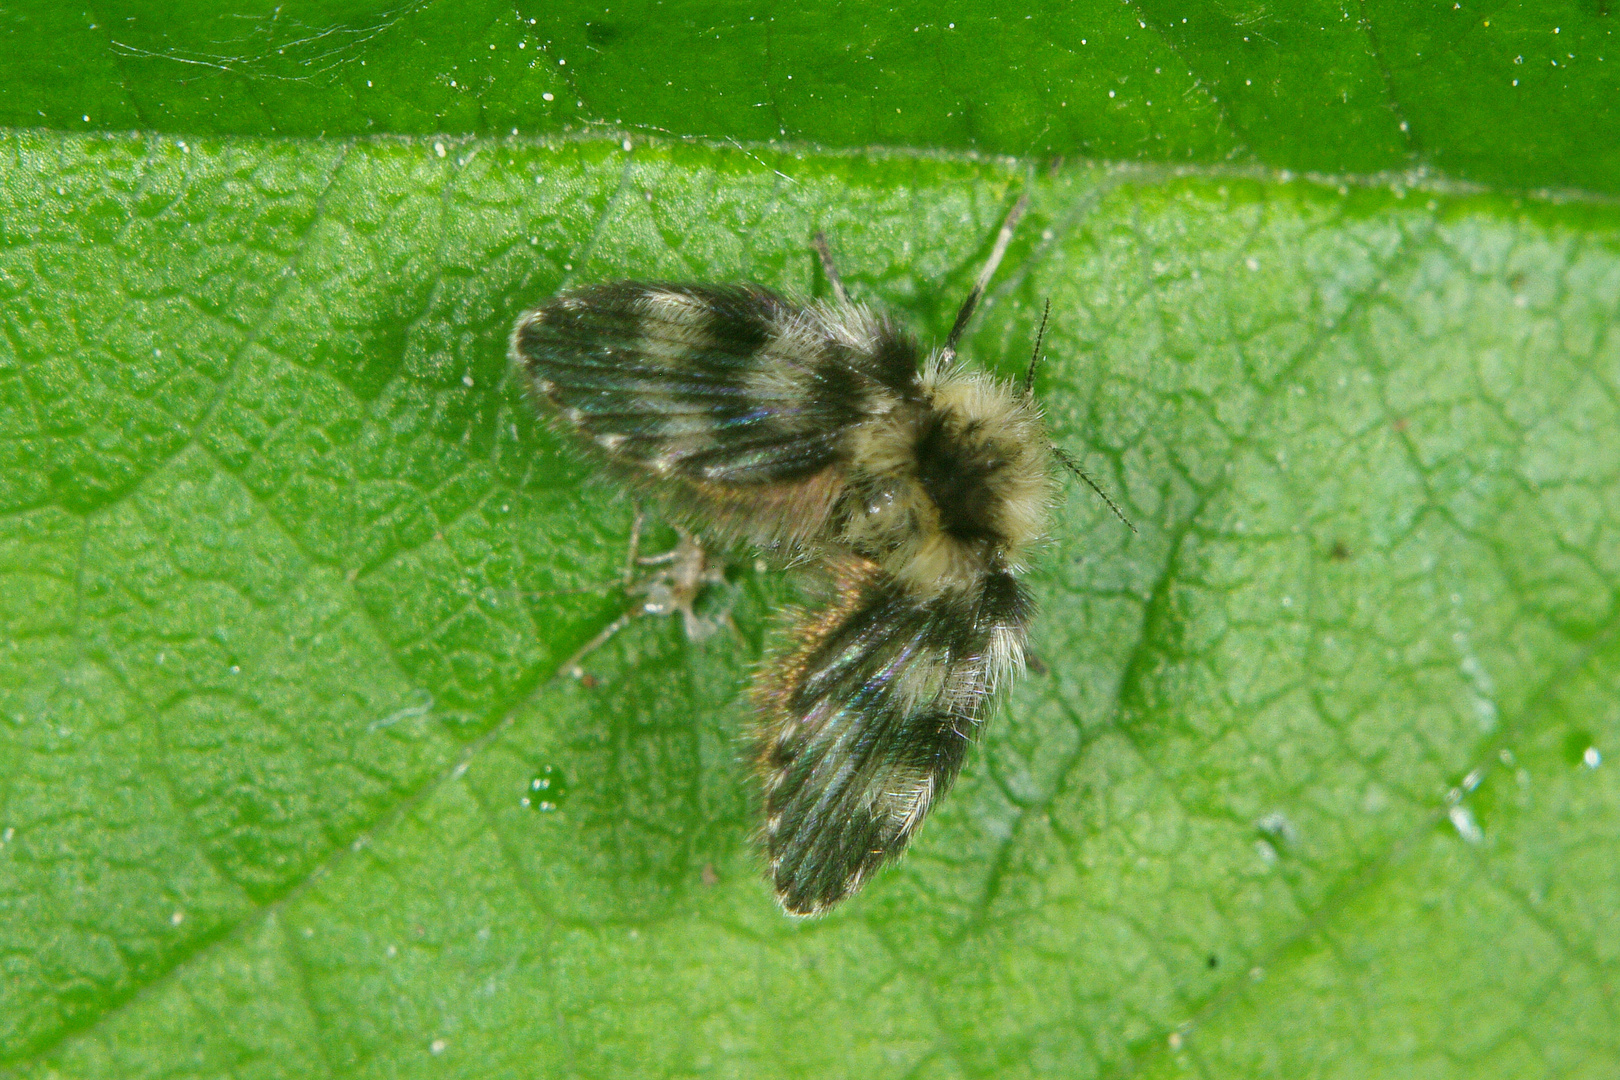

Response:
(1449, 805), (1484, 844)
(1257, 812), (1298, 844)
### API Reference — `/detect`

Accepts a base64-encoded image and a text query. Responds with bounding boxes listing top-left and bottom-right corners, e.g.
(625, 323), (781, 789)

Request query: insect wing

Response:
(511, 282), (917, 549)
(754, 557), (1033, 915)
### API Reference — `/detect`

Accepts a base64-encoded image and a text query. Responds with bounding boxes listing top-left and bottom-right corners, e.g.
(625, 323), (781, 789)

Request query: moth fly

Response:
(511, 195), (1130, 915)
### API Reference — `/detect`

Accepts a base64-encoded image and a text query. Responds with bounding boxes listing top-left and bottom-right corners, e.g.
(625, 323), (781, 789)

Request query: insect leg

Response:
(634, 527), (734, 640)
(552, 525), (734, 683)
(553, 608), (639, 684)
(811, 232), (851, 305)
(622, 503), (648, 585)
(941, 193), (1030, 365)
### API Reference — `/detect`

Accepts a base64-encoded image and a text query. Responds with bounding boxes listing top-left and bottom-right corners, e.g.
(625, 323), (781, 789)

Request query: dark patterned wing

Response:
(510, 282), (920, 549)
(753, 556), (1035, 915)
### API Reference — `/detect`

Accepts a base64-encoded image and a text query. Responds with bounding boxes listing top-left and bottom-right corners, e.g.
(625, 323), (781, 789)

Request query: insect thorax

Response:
(838, 356), (1053, 594)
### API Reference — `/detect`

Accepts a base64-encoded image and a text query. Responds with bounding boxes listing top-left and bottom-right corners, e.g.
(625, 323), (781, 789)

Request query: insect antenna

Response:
(1051, 444), (1138, 534)
(811, 232), (851, 305)
(1021, 298), (1052, 397)
(940, 192), (1030, 366)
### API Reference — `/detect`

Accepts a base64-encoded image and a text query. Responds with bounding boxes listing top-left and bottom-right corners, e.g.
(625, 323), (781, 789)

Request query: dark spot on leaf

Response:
(585, 21), (620, 45)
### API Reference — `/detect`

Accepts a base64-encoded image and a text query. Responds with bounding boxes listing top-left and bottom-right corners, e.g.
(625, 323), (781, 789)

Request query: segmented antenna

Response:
(940, 193), (1030, 366)
(1051, 445), (1137, 534)
(1021, 298), (1052, 397)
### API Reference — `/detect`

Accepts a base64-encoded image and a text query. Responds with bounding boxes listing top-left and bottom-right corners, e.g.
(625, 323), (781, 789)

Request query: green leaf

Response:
(5, 0), (1620, 1074)
(3, 128), (1619, 1078)
(2, 1), (1618, 192)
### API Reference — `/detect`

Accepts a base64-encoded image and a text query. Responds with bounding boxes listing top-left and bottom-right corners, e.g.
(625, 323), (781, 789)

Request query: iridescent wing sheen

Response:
(510, 282), (919, 549)
(753, 556), (1035, 915)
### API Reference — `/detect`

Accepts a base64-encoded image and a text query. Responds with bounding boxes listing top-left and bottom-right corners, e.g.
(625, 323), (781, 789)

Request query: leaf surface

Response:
(1, 1), (1617, 191)
(2, 130), (1617, 1078)
(3, 0), (1620, 1075)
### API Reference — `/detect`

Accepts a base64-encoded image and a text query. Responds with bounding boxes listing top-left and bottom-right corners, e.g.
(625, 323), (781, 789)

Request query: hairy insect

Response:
(510, 196), (1129, 915)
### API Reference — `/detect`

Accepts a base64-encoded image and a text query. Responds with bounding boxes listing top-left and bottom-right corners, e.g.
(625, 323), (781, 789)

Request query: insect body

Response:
(511, 198), (1118, 915)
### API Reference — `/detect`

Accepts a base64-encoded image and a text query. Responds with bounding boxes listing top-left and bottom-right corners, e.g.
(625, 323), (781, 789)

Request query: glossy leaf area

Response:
(2, 131), (1617, 1078)
(2, 1), (1618, 194)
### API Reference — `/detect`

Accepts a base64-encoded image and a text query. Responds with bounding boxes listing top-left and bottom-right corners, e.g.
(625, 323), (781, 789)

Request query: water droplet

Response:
(1449, 805), (1484, 844)
(522, 765), (568, 811)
